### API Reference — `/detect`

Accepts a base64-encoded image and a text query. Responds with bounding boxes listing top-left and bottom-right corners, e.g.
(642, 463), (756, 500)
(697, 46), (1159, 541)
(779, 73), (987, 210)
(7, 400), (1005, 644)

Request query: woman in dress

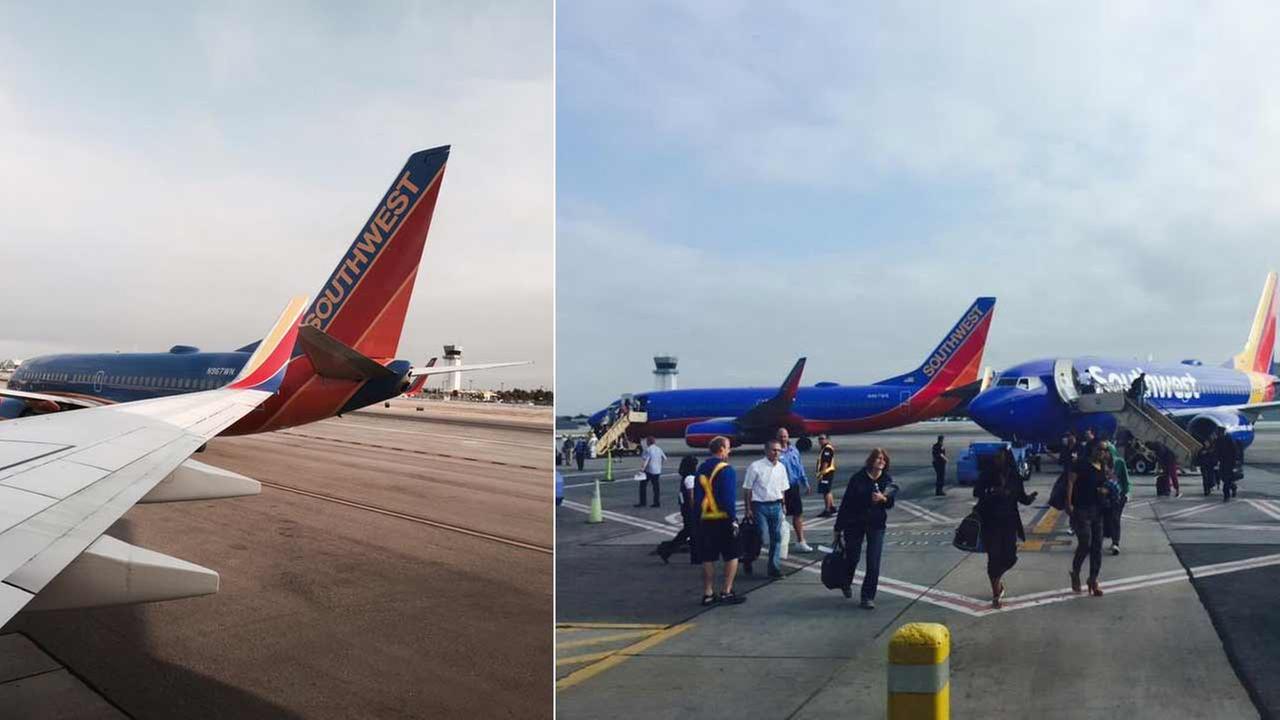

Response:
(973, 448), (1037, 608)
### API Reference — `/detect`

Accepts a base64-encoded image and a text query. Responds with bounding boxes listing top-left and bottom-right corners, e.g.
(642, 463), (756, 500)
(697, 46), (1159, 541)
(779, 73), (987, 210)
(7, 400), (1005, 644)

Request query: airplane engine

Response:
(0, 397), (28, 419)
(1186, 409), (1255, 447)
(684, 419), (746, 448)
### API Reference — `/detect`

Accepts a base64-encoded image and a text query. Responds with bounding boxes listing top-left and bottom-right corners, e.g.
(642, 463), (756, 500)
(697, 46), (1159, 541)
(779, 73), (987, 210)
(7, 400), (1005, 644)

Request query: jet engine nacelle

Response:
(1186, 409), (1255, 447)
(0, 397), (29, 420)
(685, 419), (747, 448)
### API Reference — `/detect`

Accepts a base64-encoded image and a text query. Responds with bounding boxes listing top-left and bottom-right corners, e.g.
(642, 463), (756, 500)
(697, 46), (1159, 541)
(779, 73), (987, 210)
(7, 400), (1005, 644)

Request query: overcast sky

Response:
(556, 2), (1280, 414)
(0, 1), (551, 389)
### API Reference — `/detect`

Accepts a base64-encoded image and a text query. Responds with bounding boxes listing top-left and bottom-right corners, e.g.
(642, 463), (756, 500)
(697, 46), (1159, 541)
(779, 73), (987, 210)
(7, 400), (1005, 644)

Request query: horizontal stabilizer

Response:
(408, 360), (532, 377)
(140, 459), (261, 503)
(298, 326), (397, 381)
(21, 535), (218, 612)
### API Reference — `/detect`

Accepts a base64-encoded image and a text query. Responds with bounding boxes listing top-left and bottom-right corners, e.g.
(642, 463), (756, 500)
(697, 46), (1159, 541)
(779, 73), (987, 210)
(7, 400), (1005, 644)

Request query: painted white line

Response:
(1162, 503), (1221, 521)
(1169, 522), (1280, 531)
(1246, 499), (1280, 522)
(560, 500), (675, 533)
(1160, 503), (1215, 520)
(897, 500), (952, 524)
(1190, 552), (1280, 579)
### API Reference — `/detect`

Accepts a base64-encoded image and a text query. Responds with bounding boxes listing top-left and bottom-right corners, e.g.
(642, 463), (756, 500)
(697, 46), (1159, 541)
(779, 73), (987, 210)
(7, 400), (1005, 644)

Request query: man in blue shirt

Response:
(693, 436), (745, 606)
(777, 428), (813, 553)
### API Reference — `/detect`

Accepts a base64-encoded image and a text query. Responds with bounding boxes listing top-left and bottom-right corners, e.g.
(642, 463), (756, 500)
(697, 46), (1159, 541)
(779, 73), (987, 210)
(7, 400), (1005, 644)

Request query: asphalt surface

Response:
(557, 422), (1280, 719)
(2, 407), (553, 719)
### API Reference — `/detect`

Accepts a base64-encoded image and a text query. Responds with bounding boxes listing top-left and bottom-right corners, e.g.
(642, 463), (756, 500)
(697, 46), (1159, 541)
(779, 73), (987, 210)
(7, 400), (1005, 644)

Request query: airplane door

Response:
(1053, 359), (1079, 404)
(93, 370), (105, 393)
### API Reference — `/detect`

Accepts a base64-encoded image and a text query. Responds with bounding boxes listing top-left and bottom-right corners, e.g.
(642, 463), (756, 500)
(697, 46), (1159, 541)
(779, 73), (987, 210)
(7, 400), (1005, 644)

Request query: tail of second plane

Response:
(1232, 271), (1278, 375)
(302, 146), (450, 361)
(873, 297), (997, 397)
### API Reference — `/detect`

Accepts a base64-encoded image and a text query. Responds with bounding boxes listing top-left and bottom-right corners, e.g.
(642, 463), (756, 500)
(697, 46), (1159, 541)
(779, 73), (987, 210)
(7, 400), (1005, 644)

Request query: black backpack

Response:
(821, 535), (852, 590)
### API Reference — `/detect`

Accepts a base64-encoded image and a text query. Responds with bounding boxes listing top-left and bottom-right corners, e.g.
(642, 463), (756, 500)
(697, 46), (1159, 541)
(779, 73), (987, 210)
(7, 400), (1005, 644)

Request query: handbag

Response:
(953, 509), (985, 553)
(738, 515), (762, 563)
(1048, 471), (1069, 511)
(821, 534), (851, 590)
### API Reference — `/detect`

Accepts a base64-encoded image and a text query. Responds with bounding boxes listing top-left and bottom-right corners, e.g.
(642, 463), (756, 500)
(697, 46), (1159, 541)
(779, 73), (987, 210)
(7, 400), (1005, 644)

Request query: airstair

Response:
(1054, 358), (1200, 466)
(595, 408), (646, 454)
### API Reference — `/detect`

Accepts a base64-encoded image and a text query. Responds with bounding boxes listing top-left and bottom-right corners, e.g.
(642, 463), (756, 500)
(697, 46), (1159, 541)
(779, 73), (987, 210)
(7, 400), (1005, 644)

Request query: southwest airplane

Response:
(589, 297), (996, 449)
(0, 295), (307, 624)
(968, 273), (1280, 450)
(2, 146), (526, 434)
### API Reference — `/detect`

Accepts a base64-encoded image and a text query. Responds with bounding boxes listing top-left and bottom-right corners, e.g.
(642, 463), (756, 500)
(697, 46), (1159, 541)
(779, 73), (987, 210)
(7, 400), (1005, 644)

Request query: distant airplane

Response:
(590, 297), (996, 450)
(968, 273), (1279, 450)
(0, 295), (305, 625)
(2, 146), (528, 434)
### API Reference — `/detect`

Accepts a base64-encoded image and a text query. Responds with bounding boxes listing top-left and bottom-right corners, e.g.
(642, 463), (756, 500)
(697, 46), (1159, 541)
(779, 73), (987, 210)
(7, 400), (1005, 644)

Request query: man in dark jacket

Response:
(931, 436), (947, 496)
(833, 448), (899, 608)
(1216, 430), (1239, 502)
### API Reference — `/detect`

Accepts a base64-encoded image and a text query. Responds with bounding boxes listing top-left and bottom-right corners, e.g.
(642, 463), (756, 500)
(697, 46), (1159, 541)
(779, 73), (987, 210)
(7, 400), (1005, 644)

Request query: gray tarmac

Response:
(557, 422), (1280, 719)
(2, 406), (553, 719)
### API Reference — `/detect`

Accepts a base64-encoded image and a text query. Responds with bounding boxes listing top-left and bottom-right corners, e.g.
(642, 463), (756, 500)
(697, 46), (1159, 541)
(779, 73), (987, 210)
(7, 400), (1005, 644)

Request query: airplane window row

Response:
(17, 371), (225, 391)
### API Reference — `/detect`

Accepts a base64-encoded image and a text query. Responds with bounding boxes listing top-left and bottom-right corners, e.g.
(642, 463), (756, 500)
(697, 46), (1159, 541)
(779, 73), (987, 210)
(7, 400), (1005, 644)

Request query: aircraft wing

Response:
(0, 296), (307, 625)
(0, 387), (103, 410)
(737, 358), (806, 430)
(407, 360), (532, 378)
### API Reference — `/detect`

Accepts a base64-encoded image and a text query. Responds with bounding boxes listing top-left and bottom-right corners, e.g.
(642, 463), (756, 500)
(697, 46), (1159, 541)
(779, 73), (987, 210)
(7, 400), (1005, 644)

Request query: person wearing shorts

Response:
(777, 428), (813, 553)
(693, 436), (745, 606)
(816, 435), (837, 517)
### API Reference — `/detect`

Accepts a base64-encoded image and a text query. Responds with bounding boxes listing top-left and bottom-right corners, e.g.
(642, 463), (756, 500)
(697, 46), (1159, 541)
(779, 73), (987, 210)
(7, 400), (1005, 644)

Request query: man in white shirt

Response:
(743, 440), (791, 578)
(637, 436), (667, 508)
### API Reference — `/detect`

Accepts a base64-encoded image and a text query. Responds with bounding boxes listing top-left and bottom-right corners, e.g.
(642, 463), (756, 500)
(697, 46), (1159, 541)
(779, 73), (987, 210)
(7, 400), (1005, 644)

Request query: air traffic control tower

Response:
(444, 344), (464, 392)
(654, 355), (678, 391)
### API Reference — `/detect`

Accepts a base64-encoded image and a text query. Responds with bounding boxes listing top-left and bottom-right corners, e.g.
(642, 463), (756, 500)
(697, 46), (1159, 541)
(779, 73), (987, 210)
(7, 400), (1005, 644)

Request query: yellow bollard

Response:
(887, 622), (949, 719)
(587, 480), (604, 523)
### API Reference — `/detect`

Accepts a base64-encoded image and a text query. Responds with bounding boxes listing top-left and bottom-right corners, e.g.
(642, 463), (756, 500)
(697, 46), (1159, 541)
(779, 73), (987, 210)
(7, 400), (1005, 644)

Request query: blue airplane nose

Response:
(967, 389), (1021, 439)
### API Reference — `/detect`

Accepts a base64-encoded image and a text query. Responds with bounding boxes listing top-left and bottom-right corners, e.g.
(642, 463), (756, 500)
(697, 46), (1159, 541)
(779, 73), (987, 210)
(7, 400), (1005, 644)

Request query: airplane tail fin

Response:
(303, 146), (450, 360)
(873, 297), (997, 394)
(1232, 272), (1278, 374)
(228, 295), (309, 392)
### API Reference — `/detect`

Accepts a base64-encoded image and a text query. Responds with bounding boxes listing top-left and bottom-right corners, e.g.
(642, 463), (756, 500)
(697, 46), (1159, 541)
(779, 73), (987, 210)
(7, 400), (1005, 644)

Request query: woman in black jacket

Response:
(973, 448), (1037, 608)
(833, 448), (899, 609)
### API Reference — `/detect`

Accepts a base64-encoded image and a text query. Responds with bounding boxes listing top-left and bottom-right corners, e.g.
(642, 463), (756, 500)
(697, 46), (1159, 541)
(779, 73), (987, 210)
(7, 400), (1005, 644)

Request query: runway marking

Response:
(1246, 499), (1280, 522)
(270, 430), (546, 471)
(324, 419), (548, 450)
(897, 500), (952, 524)
(557, 630), (661, 651)
(259, 481), (552, 554)
(1160, 503), (1218, 520)
(559, 500), (675, 533)
(556, 623), (693, 691)
(1021, 507), (1062, 552)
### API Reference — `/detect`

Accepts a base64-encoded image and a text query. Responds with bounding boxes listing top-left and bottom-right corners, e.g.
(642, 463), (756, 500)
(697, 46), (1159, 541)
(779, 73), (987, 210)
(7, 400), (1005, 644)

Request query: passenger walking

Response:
(1217, 429), (1239, 502)
(560, 436), (572, 466)
(777, 428), (813, 553)
(657, 455), (700, 563)
(1067, 440), (1112, 596)
(1198, 439), (1218, 497)
(694, 436), (745, 606)
(1157, 444), (1182, 498)
(816, 435), (838, 517)
(573, 436), (588, 472)
(743, 441), (791, 578)
(1055, 432), (1077, 536)
(637, 436), (666, 508)
(973, 449), (1037, 608)
(1104, 441), (1128, 555)
(833, 448), (899, 608)
(932, 435), (948, 496)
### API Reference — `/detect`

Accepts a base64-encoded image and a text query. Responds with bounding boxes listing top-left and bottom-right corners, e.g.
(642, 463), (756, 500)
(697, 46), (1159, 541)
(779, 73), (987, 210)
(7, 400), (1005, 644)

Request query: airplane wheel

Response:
(796, 437), (812, 452)
(1131, 457), (1152, 475)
